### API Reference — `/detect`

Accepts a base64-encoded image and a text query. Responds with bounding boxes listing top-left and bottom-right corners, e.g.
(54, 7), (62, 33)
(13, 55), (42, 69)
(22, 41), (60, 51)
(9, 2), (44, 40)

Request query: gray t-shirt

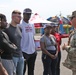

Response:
(40, 35), (56, 51)
(5, 25), (23, 57)
(0, 57), (1, 62)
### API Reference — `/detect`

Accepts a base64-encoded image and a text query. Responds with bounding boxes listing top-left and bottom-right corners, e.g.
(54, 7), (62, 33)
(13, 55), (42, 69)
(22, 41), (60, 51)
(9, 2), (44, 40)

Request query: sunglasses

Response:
(12, 11), (21, 15)
(24, 13), (32, 15)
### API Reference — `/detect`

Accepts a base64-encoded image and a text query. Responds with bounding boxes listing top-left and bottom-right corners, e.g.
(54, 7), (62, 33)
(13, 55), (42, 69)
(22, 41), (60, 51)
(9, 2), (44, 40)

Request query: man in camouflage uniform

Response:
(62, 11), (76, 75)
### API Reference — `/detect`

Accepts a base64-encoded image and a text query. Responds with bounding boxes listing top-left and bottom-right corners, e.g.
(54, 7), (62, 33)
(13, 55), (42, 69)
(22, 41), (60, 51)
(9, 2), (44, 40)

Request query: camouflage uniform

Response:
(63, 30), (76, 75)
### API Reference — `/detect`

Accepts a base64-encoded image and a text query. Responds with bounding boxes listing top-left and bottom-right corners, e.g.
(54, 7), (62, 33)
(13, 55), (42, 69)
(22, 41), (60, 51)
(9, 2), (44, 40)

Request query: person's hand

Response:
(55, 52), (58, 58)
(50, 54), (56, 59)
(62, 43), (67, 50)
(0, 49), (4, 54)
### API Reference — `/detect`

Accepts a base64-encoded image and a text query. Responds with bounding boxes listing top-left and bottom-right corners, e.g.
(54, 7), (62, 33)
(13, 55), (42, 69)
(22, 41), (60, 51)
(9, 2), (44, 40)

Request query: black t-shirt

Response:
(0, 30), (16, 59)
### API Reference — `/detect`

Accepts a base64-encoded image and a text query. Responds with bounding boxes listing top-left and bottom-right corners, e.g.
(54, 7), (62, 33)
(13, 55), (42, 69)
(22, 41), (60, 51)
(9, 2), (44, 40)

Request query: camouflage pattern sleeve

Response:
(64, 46), (70, 52)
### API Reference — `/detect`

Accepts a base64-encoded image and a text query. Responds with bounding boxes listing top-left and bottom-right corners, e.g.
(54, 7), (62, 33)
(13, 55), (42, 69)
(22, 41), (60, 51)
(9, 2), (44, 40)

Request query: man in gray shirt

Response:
(5, 10), (24, 75)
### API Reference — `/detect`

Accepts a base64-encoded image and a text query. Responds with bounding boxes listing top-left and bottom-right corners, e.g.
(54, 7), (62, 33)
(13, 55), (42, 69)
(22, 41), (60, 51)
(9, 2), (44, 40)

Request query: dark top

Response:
(0, 30), (17, 59)
(4, 25), (23, 57)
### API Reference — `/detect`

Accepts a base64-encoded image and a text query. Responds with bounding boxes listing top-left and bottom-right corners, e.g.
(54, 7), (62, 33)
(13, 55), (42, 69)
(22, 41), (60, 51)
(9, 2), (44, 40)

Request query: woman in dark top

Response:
(0, 13), (17, 75)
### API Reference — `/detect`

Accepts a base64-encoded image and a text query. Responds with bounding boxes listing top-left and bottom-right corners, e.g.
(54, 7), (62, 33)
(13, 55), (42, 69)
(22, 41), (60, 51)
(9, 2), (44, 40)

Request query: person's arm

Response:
(1, 31), (17, 52)
(52, 35), (58, 57)
(0, 33), (4, 53)
(62, 43), (70, 52)
(61, 34), (69, 38)
(54, 44), (58, 57)
(32, 24), (35, 35)
(0, 62), (8, 75)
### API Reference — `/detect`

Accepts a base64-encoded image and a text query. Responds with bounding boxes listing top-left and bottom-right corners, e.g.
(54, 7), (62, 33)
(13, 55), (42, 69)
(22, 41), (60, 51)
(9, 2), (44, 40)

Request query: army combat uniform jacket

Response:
(63, 30), (76, 70)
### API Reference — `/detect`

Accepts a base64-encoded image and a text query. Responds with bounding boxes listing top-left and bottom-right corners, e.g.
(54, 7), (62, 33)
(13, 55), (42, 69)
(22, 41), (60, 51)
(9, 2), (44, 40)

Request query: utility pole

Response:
(59, 11), (62, 17)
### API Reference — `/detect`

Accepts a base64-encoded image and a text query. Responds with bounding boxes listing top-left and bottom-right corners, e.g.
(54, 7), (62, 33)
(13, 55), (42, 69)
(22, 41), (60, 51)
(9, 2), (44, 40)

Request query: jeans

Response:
(42, 50), (57, 75)
(1, 59), (15, 75)
(13, 56), (24, 75)
(23, 52), (37, 75)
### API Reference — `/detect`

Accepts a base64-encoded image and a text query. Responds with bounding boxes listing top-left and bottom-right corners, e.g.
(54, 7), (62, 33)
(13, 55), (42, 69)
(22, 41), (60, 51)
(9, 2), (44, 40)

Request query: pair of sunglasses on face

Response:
(24, 13), (32, 16)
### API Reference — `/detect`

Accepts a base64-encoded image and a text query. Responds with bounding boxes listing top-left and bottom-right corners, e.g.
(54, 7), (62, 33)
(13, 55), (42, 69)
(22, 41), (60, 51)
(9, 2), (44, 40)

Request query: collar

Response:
(22, 20), (29, 24)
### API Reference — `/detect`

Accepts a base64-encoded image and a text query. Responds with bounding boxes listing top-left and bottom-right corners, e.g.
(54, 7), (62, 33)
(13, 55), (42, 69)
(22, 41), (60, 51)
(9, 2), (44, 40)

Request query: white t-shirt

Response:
(19, 20), (35, 54)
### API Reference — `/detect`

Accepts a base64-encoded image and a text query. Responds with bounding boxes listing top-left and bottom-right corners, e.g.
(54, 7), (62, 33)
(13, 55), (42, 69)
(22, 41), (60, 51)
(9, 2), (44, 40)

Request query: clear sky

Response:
(0, 0), (76, 22)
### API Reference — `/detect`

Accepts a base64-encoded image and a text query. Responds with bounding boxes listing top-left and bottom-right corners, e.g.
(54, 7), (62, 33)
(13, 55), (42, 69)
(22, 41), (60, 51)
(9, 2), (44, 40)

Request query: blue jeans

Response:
(13, 56), (24, 75)
(1, 59), (15, 75)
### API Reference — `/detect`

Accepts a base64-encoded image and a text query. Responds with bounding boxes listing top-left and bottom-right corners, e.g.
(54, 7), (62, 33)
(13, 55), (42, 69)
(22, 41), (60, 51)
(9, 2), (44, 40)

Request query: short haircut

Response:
(12, 10), (21, 15)
(0, 13), (6, 21)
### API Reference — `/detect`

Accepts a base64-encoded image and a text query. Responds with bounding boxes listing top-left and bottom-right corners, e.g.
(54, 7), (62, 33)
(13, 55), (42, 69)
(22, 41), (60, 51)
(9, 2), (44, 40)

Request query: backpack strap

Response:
(50, 34), (56, 45)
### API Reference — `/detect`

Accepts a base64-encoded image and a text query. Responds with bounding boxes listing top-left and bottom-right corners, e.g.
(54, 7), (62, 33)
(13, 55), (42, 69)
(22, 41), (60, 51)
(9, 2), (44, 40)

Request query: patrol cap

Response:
(23, 8), (32, 14)
(70, 11), (76, 20)
(72, 11), (76, 17)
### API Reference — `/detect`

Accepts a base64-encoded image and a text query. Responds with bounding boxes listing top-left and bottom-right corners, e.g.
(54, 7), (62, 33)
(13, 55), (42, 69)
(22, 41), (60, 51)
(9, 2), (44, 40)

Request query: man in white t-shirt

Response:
(19, 8), (37, 75)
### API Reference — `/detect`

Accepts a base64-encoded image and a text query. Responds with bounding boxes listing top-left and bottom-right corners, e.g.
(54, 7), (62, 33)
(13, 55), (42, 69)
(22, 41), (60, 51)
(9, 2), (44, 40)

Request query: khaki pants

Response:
(0, 62), (8, 75)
